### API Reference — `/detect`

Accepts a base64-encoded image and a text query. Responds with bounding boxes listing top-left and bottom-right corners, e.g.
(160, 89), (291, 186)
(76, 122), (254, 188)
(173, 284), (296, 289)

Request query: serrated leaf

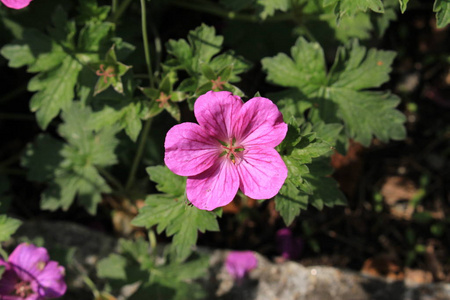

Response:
(146, 166), (186, 197)
(324, 0), (384, 20)
(434, 0), (450, 28)
(303, 159), (347, 209)
(133, 196), (219, 262)
(0, 215), (21, 242)
(23, 104), (118, 214)
(188, 24), (223, 73)
(399, 0), (409, 13)
(21, 134), (64, 182)
(328, 89), (406, 146)
(275, 181), (308, 226)
(97, 254), (127, 280)
(257, 0), (290, 19)
(262, 37), (327, 95)
(28, 55), (82, 129)
(263, 38), (406, 146)
(329, 39), (396, 90)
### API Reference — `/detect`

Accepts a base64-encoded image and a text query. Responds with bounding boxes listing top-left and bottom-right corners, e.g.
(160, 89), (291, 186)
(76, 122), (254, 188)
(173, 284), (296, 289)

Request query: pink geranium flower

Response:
(0, 0), (32, 9)
(164, 91), (288, 210)
(276, 228), (303, 260)
(0, 243), (67, 299)
(225, 251), (258, 280)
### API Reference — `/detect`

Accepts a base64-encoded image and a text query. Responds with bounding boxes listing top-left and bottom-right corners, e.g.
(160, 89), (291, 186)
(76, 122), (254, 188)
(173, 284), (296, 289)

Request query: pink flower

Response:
(276, 228), (303, 260)
(0, 243), (67, 299)
(164, 91), (288, 210)
(0, 0), (32, 9)
(225, 251), (258, 280)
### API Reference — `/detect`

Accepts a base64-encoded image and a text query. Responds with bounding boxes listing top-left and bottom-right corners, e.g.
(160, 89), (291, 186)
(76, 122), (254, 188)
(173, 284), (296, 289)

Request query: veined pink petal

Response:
(233, 97), (287, 147)
(194, 91), (242, 141)
(8, 244), (49, 282)
(1, 0), (32, 9)
(0, 268), (17, 295)
(187, 159), (239, 210)
(237, 147), (287, 199)
(165, 122), (221, 177)
(33, 262), (66, 298)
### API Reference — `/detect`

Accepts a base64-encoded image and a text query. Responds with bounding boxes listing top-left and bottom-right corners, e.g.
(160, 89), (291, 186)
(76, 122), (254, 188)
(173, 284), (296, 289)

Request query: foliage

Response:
(1, 0), (444, 297)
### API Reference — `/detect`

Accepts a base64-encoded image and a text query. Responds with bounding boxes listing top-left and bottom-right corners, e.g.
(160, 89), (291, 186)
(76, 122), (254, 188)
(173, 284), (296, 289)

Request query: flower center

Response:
(14, 280), (33, 298)
(219, 138), (244, 165)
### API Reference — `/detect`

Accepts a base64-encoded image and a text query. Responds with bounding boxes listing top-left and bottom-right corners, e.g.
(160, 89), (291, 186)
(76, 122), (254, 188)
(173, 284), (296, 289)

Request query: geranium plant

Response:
(0, 0), (447, 298)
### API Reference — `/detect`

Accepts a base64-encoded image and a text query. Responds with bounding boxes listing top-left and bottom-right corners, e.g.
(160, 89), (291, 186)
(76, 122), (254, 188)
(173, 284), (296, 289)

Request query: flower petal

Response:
(194, 91), (243, 141)
(186, 159), (239, 210)
(233, 97), (287, 147)
(225, 251), (258, 280)
(165, 122), (220, 177)
(236, 147), (287, 199)
(0, 268), (17, 295)
(8, 243), (49, 282)
(1, 0), (32, 9)
(32, 262), (66, 298)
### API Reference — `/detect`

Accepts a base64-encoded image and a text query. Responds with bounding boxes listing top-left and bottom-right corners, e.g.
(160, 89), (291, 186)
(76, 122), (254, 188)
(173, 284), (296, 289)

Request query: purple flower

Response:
(276, 228), (303, 260)
(164, 91), (288, 210)
(225, 251), (258, 280)
(0, 0), (32, 9)
(0, 243), (67, 299)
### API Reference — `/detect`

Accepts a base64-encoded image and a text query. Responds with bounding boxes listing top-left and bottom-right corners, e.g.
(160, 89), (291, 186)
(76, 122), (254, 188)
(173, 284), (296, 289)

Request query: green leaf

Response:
(257, 0), (290, 19)
(28, 55), (82, 129)
(262, 37), (327, 95)
(329, 39), (396, 90)
(434, 0), (450, 28)
(323, 0), (384, 20)
(21, 134), (64, 182)
(328, 89), (406, 146)
(132, 196), (219, 262)
(263, 38), (406, 146)
(97, 254), (127, 280)
(399, 0), (409, 13)
(188, 24), (223, 73)
(0, 215), (21, 243)
(303, 159), (347, 210)
(275, 181), (308, 226)
(22, 104), (119, 214)
(146, 166), (186, 197)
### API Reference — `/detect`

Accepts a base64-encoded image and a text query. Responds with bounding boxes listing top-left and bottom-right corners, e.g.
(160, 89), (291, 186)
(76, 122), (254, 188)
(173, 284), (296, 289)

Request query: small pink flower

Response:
(1, 0), (32, 9)
(225, 251), (258, 280)
(164, 91), (288, 210)
(0, 243), (67, 299)
(276, 228), (303, 260)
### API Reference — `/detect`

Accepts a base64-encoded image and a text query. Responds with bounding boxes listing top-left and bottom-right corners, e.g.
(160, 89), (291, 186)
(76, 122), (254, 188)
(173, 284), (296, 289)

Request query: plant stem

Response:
(170, 0), (293, 22)
(112, 0), (117, 14)
(110, 0), (134, 23)
(140, 0), (155, 88)
(0, 85), (27, 105)
(125, 118), (153, 191)
(0, 113), (35, 121)
(96, 166), (124, 192)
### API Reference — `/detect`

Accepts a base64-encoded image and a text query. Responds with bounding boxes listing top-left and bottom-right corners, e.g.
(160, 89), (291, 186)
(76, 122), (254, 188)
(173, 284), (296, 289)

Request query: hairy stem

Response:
(125, 118), (153, 191)
(140, 0), (155, 87)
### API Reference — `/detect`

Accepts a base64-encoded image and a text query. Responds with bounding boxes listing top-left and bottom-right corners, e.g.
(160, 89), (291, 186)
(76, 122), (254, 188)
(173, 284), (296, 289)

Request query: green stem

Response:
(0, 85), (27, 105)
(112, 0), (117, 14)
(170, 0), (293, 22)
(125, 118), (153, 191)
(110, 0), (134, 23)
(0, 113), (35, 121)
(0, 247), (8, 261)
(96, 166), (124, 192)
(140, 0), (155, 88)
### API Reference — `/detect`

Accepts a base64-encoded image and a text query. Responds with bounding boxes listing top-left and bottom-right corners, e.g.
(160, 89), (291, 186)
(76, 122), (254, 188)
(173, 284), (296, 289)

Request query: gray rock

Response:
(10, 221), (450, 300)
